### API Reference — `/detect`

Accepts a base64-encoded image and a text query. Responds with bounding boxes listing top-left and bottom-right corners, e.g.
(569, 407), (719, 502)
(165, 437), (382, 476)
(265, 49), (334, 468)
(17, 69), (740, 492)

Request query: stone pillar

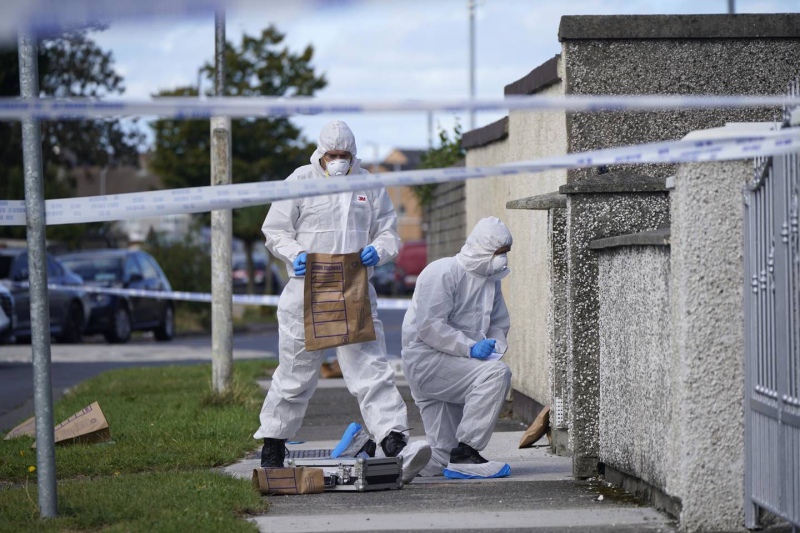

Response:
(561, 173), (670, 478)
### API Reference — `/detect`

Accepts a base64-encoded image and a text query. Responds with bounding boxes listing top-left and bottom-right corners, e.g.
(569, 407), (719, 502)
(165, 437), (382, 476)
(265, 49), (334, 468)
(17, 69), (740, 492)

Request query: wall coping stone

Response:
(504, 55), (561, 96)
(589, 228), (671, 250)
(462, 116), (509, 150)
(559, 172), (667, 194)
(506, 192), (567, 210)
(558, 14), (800, 41)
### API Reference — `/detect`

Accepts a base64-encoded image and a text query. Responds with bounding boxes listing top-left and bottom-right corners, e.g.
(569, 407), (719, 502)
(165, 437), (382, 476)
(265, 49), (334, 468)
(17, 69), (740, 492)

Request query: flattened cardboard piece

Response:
(4, 416), (35, 440)
(519, 404), (550, 448)
(251, 467), (325, 495)
(304, 252), (376, 351)
(25, 402), (111, 447)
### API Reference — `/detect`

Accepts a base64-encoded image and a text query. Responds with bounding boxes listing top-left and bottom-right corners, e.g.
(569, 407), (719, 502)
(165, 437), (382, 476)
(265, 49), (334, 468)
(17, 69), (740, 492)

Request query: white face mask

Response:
(326, 158), (350, 176)
(489, 253), (508, 275)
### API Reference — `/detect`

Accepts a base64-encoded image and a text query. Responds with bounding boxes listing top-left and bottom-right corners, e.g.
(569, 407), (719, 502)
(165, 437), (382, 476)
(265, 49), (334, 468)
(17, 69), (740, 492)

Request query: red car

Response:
(394, 241), (427, 295)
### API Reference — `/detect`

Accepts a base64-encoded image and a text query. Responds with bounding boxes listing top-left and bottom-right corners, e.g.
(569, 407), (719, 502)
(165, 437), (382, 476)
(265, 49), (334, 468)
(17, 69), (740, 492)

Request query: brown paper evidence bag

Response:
(303, 252), (376, 351)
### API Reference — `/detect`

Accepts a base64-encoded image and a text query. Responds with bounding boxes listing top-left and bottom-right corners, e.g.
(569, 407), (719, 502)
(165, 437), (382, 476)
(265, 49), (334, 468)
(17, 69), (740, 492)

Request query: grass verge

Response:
(0, 360), (277, 531)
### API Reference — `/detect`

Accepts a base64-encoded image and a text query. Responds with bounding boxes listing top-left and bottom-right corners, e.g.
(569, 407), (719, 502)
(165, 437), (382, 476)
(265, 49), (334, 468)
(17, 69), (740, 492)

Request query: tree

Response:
(0, 27), (144, 244)
(150, 26), (326, 190)
(413, 122), (465, 206)
(150, 26), (326, 294)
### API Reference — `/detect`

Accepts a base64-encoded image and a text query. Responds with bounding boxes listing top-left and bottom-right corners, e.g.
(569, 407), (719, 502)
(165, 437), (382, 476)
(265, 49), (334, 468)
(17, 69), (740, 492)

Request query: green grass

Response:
(0, 360), (277, 531)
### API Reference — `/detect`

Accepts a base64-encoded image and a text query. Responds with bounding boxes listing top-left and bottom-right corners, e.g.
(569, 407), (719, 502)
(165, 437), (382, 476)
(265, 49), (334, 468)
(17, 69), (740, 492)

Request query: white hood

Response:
(456, 216), (513, 278)
(310, 119), (363, 176)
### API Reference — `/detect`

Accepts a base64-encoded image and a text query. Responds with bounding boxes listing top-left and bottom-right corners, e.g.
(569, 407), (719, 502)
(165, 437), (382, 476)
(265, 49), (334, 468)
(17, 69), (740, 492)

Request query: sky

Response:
(82, 0), (799, 163)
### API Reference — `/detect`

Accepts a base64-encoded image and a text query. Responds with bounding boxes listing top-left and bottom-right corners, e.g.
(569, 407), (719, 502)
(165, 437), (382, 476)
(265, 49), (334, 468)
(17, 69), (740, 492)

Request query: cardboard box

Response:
(519, 404), (550, 448)
(4, 401), (112, 447)
(252, 467), (325, 495)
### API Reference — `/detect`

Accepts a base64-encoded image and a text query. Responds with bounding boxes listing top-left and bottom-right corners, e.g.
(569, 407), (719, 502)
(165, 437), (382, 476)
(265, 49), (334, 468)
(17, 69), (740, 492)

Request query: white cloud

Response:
(84, 0), (800, 157)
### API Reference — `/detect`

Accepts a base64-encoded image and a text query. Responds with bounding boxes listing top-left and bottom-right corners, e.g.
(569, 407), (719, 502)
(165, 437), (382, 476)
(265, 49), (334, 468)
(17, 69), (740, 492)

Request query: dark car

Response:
(0, 284), (15, 344)
(0, 248), (89, 343)
(232, 253), (285, 295)
(372, 260), (396, 296)
(59, 249), (175, 343)
(394, 241), (427, 295)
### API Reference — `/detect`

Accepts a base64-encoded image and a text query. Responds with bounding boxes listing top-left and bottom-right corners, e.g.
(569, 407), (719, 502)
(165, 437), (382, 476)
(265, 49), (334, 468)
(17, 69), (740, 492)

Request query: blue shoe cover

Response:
(443, 462), (511, 479)
(331, 422), (364, 458)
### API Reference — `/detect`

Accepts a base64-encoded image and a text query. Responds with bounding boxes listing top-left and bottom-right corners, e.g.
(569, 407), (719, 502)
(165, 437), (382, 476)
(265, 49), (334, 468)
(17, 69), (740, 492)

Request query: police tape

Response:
(0, 94), (798, 121)
(2, 128), (799, 227)
(47, 283), (412, 310)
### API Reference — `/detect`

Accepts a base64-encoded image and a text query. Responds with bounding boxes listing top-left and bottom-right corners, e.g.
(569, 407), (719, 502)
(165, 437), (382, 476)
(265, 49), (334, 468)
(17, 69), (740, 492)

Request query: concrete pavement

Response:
(224, 375), (677, 533)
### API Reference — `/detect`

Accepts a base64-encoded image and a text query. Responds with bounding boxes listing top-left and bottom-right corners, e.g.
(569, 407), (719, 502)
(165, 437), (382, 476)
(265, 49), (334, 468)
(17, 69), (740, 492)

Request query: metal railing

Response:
(744, 80), (800, 532)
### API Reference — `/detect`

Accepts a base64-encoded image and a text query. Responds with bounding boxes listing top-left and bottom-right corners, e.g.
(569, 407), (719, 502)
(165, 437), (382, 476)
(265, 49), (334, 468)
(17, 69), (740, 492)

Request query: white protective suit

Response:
(401, 217), (513, 475)
(254, 120), (408, 444)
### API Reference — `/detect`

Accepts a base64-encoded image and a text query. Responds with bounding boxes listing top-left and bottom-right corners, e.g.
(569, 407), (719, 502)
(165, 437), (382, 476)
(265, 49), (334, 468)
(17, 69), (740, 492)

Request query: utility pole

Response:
(428, 111), (434, 149)
(468, 0), (476, 130)
(728, 0), (735, 14)
(18, 30), (58, 518)
(210, 10), (233, 395)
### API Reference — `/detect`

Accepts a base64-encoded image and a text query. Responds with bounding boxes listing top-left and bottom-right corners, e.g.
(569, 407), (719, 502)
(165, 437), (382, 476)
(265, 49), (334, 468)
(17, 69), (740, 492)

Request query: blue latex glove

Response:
(293, 252), (307, 276)
(360, 245), (379, 267)
(470, 339), (496, 360)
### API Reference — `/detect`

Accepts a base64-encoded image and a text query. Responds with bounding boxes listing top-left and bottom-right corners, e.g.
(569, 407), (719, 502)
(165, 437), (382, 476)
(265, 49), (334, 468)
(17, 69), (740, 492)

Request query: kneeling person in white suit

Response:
(401, 217), (513, 479)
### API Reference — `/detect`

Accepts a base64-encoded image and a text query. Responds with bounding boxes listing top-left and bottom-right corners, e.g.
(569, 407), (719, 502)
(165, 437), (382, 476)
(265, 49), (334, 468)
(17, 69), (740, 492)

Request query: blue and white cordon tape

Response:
(0, 95), (798, 120)
(2, 128), (799, 227)
(47, 284), (411, 310)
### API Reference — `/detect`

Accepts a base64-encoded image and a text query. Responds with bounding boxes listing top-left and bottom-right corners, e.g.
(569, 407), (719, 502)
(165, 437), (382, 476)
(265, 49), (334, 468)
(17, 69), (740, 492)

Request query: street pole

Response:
(428, 111), (434, 149)
(210, 10), (233, 395)
(18, 30), (58, 518)
(728, 0), (735, 14)
(468, 0), (476, 130)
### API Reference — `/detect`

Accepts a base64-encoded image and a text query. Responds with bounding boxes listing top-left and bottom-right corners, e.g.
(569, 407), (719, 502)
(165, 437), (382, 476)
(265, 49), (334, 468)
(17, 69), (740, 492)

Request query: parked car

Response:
(394, 241), (427, 295)
(232, 253), (285, 295)
(0, 248), (89, 343)
(59, 249), (175, 343)
(372, 260), (396, 296)
(0, 284), (15, 344)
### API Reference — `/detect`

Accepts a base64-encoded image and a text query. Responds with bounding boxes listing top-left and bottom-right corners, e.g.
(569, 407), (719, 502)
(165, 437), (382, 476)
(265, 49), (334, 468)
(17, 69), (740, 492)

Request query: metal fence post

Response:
(210, 10), (233, 394)
(18, 30), (58, 517)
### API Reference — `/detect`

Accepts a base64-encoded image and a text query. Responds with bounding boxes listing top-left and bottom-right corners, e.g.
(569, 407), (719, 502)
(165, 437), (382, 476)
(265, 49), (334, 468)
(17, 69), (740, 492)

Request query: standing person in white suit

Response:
(254, 120), (430, 483)
(401, 216), (513, 479)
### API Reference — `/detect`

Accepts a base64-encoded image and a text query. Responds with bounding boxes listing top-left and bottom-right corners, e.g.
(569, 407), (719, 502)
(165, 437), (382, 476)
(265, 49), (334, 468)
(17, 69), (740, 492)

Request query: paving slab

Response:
(225, 376), (678, 533)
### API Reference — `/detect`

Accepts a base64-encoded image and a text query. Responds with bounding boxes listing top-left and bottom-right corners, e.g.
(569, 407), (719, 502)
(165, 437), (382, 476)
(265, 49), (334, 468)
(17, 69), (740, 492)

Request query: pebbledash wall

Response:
(464, 54), (568, 416)
(460, 12), (800, 532)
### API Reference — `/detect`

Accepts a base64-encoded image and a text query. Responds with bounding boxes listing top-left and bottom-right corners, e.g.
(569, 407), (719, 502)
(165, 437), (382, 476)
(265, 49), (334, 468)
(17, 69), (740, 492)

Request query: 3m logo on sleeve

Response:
(356, 195), (367, 203)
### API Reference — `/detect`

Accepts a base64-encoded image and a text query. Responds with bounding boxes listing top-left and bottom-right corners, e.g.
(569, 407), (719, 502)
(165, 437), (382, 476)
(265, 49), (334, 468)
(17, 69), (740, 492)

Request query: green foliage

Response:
(142, 230), (213, 329)
(0, 361), (275, 531)
(150, 26), (326, 191)
(0, 27), (144, 243)
(413, 123), (465, 206)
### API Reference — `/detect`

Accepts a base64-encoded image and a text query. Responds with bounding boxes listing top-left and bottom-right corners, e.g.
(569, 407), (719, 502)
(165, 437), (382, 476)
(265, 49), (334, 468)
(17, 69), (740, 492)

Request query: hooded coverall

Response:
(401, 216), (513, 475)
(254, 120), (408, 445)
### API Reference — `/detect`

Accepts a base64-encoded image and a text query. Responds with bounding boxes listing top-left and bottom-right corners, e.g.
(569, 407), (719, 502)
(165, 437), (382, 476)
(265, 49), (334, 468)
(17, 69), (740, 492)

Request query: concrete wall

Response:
(592, 158), (751, 532)
(667, 160), (750, 532)
(425, 181), (466, 263)
(560, 15), (800, 183)
(465, 57), (568, 409)
(597, 245), (671, 489)
(564, 187), (670, 477)
(555, 13), (800, 479)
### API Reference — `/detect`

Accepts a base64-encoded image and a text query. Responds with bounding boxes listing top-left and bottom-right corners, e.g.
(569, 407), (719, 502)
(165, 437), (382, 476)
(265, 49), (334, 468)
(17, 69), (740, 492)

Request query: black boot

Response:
(260, 438), (286, 468)
(449, 442), (488, 464)
(380, 431), (407, 457)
